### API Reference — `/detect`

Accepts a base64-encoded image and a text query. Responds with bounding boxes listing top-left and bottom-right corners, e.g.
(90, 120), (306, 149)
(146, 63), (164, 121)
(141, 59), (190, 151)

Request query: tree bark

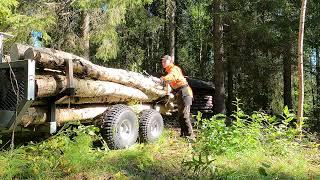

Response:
(82, 11), (90, 60)
(32, 96), (141, 106)
(35, 75), (149, 101)
(226, 59), (234, 116)
(283, 39), (293, 109)
(20, 106), (108, 127)
(297, 0), (307, 131)
(213, 0), (226, 114)
(316, 48), (320, 128)
(24, 47), (166, 99)
(10, 43), (32, 61)
(168, 0), (176, 61)
(21, 104), (155, 127)
(3, 55), (10, 63)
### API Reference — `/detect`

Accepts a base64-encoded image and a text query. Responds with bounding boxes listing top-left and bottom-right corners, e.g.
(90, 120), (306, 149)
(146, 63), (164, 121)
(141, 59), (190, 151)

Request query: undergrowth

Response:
(183, 99), (320, 179)
(0, 100), (319, 179)
(0, 123), (189, 179)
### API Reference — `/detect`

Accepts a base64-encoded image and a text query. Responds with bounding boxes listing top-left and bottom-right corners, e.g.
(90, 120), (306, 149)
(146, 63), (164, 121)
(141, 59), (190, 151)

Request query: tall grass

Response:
(0, 101), (319, 179)
(183, 100), (320, 179)
(0, 123), (189, 179)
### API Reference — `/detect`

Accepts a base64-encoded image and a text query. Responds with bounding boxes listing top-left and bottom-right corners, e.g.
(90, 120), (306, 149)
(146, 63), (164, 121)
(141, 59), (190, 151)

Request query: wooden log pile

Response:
(187, 78), (214, 118)
(9, 43), (166, 126)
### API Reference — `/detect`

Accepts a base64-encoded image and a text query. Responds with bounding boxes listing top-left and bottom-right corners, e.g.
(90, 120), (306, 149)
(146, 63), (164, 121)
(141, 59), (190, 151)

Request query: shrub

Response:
(183, 99), (317, 177)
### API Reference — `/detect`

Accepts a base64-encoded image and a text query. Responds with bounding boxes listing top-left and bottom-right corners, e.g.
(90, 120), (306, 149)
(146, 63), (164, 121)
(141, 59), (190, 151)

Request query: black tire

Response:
(139, 109), (164, 143)
(101, 104), (139, 149)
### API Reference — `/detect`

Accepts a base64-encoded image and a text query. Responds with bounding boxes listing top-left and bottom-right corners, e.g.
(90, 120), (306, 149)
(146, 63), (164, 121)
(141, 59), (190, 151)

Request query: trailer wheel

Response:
(139, 109), (164, 143)
(101, 104), (139, 149)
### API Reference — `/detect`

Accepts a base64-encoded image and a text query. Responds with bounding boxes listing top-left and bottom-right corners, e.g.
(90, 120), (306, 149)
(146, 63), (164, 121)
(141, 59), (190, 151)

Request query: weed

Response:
(183, 100), (320, 179)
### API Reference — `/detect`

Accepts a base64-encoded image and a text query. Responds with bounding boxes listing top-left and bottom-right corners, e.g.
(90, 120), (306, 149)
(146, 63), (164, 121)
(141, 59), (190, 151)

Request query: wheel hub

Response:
(119, 119), (132, 139)
(151, 121), (161, 137)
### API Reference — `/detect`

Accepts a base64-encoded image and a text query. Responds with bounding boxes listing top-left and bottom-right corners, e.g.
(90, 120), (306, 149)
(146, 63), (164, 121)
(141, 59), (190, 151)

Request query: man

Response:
(153, 55), (195, 139)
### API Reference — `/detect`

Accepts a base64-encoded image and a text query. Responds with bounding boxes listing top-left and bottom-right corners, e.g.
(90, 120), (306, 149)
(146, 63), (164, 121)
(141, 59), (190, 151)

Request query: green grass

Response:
(0, 126), (319, 179)
(213, 147), (320, 179)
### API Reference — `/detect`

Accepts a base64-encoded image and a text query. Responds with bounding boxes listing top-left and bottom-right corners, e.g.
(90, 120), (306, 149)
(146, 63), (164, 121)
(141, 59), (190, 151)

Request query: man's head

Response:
(161, 55), (173, 68)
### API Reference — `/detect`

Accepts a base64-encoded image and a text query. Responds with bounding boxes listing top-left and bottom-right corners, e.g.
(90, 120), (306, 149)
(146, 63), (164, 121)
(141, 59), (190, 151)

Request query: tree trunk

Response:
(283, 39), (293, 109)
(21, 103), (155, 127)
(20, 106), (108, 127)
(226, 59), (234, 116)
(10, 43), (32, 61)
(32, 95), (142, 106)
(82, 11), (90, 60)
(35, 75), (150, 101)
(297, 0), (307, 131)
(163, 0), (169, 54)
(24, 47), (166, 98)
(316, 48), (320, 128)
(3, 55), (10, 63)
(213, 0), (226, 114)
(168, 0), (176, 61)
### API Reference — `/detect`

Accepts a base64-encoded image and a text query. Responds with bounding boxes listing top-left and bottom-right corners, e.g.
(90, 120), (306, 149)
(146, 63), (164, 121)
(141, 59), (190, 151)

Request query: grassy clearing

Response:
(0, 123), (319, 179)
(0, 126), (191, 179)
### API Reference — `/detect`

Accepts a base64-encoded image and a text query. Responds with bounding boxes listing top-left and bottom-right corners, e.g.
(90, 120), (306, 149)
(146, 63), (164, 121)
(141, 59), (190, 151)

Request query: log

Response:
(20, 104), (155, 127)
(24, 47), (166, 99)
(10, 43), (32, 61)
(32, 96), (137, 105)
(35, 75), (149, 101)
(20, 106), (108, 127)
(3, 55), (10, 63)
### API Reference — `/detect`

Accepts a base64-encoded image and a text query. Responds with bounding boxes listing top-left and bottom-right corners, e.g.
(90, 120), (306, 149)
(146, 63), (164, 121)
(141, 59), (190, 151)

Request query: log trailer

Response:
(0, 58), (171, 149)
(0, 33), (172, 149)
(0, 33), (214, 150)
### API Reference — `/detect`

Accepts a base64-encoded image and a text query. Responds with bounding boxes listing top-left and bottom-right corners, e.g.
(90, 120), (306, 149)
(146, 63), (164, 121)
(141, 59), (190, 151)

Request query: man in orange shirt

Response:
(154, 55), (195, 139)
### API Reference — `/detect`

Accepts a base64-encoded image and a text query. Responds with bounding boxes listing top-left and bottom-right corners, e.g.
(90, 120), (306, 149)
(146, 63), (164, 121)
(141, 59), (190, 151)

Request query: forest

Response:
(0, 0), (320, 179)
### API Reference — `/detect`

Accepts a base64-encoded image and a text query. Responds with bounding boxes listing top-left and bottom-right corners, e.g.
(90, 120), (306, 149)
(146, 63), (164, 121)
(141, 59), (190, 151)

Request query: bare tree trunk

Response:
(163, 0), (169, 54)
(33, 96), (140, 106)
(168, 0), (176, 61)
(82, 11), (90, 60)
(316, 48), (320, 129)
(10, 43), (33, 61)
(297, 0), (307, 132)
(213, 0), (226, 114)
(35, 75), (149, 101)
(226, 59), (234, 116)
(24, 47), (166, 98)
(283, 39), (293, 109)
(21, 106), (108, 127)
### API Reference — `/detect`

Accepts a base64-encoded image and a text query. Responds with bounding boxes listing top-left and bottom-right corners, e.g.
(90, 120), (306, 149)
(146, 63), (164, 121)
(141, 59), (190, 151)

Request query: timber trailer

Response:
(0, 34), (170, 149)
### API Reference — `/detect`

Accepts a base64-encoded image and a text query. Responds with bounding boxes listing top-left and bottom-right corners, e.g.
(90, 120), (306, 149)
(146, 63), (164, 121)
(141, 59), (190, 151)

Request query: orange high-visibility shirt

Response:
(162, 64), (193, 97)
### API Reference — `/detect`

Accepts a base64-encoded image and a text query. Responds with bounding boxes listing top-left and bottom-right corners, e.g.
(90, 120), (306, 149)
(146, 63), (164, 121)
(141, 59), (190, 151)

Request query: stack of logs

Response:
(187, 78), (214, 118)
(8, 44), (166, 127)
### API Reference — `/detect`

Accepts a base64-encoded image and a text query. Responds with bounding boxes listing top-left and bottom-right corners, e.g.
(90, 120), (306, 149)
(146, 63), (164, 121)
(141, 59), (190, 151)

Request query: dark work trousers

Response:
(176, 88), (194, 136)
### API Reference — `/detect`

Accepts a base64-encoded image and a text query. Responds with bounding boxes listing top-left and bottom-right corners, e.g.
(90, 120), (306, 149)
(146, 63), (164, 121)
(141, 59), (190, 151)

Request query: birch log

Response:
(20, 106), (108, 127)
(20, 104), (154, 127)
(24, 47), (166, 99)
(35, 75), (149, 101)
(10, 43), (32, 61)
(3, 55), (10, 63)
(32, 96), (138, 105)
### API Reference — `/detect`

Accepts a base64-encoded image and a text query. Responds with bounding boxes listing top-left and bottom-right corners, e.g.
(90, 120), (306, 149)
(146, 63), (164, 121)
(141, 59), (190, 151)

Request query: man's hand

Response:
(150, 76), (163, 84)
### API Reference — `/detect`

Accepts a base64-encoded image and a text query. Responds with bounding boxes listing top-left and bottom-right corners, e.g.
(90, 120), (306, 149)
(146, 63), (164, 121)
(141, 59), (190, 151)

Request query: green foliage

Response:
(0, 0), (19, 27)
(91, 0), (153, 61)
(0, 1), (55, 46)
(0, 124), (103, 179)
(183, 100), (319, 178)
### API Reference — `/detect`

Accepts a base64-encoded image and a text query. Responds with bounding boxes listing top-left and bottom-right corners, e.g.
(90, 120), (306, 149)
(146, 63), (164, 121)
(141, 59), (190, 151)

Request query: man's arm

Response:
(162, 67), (179, 83)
